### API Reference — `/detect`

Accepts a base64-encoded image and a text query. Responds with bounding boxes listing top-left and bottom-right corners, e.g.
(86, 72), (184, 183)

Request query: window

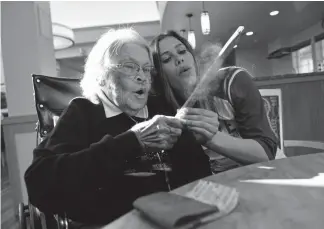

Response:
(292, 38), (324, 74)
(315, 39), (324, 60)
(292, 45), (313, 74)
(315, 40), (324, 71)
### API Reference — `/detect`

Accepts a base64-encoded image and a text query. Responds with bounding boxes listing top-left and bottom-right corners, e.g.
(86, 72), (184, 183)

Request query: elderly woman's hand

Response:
(131, 115), (183, 151)
(176, 108), (219, 145)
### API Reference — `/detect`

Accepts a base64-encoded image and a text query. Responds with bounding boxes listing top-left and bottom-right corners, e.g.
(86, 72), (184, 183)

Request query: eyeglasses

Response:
(110, 62), (155, 81)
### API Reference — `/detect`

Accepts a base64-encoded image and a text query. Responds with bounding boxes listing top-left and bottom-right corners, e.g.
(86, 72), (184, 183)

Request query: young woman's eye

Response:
(162, 56), (171, 63)
(178, 49), (187, 54)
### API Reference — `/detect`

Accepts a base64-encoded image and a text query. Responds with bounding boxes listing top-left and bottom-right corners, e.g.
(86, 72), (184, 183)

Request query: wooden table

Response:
(103, 153), (324, 229)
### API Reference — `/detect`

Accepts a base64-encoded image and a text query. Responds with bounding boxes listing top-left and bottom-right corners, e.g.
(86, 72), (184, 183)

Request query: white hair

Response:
(80, 28), (150, 104)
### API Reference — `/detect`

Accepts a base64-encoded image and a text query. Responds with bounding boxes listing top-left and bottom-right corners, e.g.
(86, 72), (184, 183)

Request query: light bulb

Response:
(201, 11), (210, 35)
(188, 30), (196, 49)
(270, 11), (279, 16)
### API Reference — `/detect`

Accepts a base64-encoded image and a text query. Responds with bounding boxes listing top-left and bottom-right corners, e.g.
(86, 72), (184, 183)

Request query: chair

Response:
(18, 74), (162, 229)
(259, 89), (286, 159)
(284, 140), (324, 157)
(259, 88), (324, 158)
(18, 74), (82, 229)
(33, 74), (82, 140)
(284, 140), (324, 150)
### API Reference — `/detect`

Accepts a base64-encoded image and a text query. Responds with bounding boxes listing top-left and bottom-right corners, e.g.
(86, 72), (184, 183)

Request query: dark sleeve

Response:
(169, 130), (212, 188)
(230, 71), (278, 159)
(24, 98), (143, 213)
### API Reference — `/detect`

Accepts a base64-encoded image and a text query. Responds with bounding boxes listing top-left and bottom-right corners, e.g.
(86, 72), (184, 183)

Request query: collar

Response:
(97, 89), (148, 119)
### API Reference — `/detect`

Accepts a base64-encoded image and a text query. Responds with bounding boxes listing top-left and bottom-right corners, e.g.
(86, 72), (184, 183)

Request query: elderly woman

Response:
(25, 28), (211, 226)
(151, 31), (278, 174)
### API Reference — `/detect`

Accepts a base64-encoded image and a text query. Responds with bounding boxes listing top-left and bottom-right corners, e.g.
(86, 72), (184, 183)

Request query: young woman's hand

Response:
(176, 108), (219, 144)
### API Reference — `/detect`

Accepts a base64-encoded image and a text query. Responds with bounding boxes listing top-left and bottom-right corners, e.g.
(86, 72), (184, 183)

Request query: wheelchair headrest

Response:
(32, 74), (83, 138)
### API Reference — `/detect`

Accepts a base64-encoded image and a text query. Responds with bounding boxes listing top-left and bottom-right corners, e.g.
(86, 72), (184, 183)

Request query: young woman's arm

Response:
(180, 71), (277, 165)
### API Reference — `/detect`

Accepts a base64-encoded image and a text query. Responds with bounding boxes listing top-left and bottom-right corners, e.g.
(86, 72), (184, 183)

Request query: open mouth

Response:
(135, 89), (145, 95)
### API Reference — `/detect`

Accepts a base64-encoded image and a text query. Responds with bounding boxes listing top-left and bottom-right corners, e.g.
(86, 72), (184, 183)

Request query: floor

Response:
(1, 185), (19, 229)
(2, 136), (19, 229)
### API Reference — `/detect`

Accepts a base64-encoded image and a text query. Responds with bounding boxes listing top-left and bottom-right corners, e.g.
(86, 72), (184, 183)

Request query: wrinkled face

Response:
(159, 36), (197, 100)
(104, 43), (152, 115)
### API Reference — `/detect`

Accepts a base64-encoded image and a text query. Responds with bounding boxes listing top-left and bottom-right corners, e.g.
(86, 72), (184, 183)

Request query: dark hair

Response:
(150, 30), (199, 111)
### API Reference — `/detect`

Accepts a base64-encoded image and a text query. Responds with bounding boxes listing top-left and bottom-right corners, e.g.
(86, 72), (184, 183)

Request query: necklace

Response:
(127, 115), (139, 123)
(125, 114), (147, 124)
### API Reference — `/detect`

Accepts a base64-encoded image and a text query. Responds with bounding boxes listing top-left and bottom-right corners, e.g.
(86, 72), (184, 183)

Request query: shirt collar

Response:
(97, 89), (148, 119)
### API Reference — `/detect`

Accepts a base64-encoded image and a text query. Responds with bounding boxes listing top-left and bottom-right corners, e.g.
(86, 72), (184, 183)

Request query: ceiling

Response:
(50, 2), (161, 60)
(50, 1), (160, 29)
(53, 1), (324, 69)
(51, 1), (162, 71)
(161, 1), (324, 51)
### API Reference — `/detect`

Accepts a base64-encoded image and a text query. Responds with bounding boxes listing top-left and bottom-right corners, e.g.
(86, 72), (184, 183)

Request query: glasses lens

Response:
(122, 62), (138, 74)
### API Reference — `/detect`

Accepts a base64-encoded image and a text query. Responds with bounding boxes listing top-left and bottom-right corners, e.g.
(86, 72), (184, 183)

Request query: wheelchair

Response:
(18, 74), (82, 229)
(17, 73), (163, 229)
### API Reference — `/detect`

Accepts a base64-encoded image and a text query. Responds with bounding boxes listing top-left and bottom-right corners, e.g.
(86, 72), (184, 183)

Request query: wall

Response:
(0, 38), (5, 95)
(2, 2), (56, 117)
(268, 21), (323, 53)
(58, 61), (83, 78)
(269, 55), (295, 76)
(15, 132), (36, 202)
(156, 1), (167, 23)
(1, 2), (56, 207)
(235, 20), (323, 78)
(236, 45), (273, 77)
(0, 2), (4, 88)
(2, 115), (38, 205)
(268, 20), (323, 75)
(256, 73), (324, 157)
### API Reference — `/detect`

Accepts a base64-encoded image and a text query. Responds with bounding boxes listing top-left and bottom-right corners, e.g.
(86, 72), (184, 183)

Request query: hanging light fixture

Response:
(52, 22), (75, 50)
(186, 13), (196, 49)
(180, 29), (186, 38)
(201, 2), (210, 35)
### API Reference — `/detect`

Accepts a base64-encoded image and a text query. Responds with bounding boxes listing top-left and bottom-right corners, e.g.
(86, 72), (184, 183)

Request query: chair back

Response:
(259, 89), (286, 159)
(32, 74), (82, 139)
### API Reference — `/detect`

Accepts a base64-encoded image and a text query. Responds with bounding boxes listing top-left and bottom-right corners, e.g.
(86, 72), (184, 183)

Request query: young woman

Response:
(151, 31), (278, 173)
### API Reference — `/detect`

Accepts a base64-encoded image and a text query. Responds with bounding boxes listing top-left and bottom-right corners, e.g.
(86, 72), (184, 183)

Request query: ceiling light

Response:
(52, 23), (75, 50)
(186, 13), (196, 49)
(180, 29), (186, 37)
(233, 45), (238, 49)
(270, 10), (279, 16)
(200, 2), (210, 35)
(246, 31), (254, 36)
(188, 31), (196, 49)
